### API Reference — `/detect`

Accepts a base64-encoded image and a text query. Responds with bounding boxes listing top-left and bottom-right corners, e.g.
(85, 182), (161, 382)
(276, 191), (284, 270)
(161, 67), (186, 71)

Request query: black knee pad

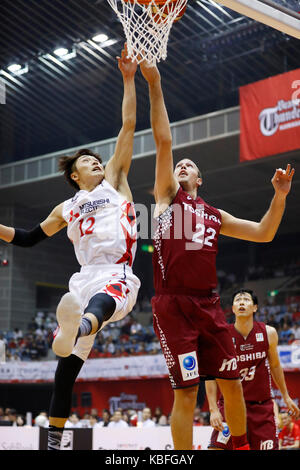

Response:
(84, 293), (116, 328)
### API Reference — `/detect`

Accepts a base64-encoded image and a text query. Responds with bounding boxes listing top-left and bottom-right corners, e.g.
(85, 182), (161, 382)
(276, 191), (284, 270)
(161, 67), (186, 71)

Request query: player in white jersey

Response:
(55, 162), (140, 360)
(0, 44), (140, 450)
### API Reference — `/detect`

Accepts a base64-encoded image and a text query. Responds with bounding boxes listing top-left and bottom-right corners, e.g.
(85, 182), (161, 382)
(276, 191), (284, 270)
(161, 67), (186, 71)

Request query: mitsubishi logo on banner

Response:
(239, 69), (300, 161)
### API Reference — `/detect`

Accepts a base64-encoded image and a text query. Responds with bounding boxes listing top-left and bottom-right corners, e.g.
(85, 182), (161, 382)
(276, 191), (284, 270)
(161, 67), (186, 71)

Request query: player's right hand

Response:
(117, 42), (137, 78)
(209, 409), (224, 433)
(285, 396), (300, 420)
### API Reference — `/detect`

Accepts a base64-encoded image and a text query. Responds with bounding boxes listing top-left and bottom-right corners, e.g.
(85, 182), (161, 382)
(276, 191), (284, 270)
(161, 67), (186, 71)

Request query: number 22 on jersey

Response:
(187, 223), (216, 250)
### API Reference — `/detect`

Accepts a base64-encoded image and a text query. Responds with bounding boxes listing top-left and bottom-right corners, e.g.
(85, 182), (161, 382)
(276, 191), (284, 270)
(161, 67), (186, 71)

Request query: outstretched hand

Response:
(139, 58), (161, 85)
(271, 164), (295, 197)
(117, 43), (137, 78)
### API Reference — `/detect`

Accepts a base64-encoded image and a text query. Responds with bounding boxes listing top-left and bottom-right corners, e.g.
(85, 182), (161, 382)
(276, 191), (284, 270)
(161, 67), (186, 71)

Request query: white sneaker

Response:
(52, 293), (82, 357)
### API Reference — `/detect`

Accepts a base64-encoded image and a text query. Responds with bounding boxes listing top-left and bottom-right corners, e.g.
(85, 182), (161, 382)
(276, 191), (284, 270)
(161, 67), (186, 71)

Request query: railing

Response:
(0, 107), (240, 189)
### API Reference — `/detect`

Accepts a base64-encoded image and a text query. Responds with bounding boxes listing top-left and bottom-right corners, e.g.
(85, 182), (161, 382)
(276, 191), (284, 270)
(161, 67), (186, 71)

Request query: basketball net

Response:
(107, 0), (188, 65)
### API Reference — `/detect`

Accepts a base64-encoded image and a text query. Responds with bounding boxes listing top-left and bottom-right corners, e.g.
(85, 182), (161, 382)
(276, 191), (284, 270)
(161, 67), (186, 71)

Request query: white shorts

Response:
(68, 263), (140, 361)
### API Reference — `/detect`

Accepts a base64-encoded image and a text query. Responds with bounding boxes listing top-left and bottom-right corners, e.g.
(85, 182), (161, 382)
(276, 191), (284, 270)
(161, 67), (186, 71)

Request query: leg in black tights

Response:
(48, 354), (84, 450)
(48, 293), (116, 450)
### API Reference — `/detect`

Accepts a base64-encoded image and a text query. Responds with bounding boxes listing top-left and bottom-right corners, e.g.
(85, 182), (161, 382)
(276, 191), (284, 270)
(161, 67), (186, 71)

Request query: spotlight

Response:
(50, 47), (77, 61)
(7, 63), (22, 73)
(92, 33), (109, 43)
(53, 48), (69, 57)
(7, 63), (28, 76)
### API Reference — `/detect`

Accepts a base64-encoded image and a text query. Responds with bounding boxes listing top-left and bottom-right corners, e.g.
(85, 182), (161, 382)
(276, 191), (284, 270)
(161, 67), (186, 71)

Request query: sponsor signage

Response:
(0, 426), (212, 451)
(0, 348), (298, 383)
(278, 344), (300, 370)
(240, 68), (300, 161)
(39, 427), (93, 450)
(92, 426), (213, 450)
(178, 351), (199, 382)
(0, 427), (39, 450)
(0, 355), (168, 383)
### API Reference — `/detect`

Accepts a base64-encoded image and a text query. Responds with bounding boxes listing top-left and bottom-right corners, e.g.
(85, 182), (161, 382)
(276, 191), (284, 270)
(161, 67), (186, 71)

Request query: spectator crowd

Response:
(0, 312), (161, 362)
(1, 295), (300, 362)
(1, 252), (300, 361)
(0, 405), (214, 430)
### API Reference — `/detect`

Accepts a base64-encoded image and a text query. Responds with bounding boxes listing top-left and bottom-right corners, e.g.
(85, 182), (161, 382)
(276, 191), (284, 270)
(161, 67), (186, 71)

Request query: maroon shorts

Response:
(152, 293), (240, 389)
(209, 398), (279, 450)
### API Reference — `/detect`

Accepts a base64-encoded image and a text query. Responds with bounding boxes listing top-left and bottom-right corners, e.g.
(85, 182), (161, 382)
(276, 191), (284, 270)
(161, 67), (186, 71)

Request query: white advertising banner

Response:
(0, 427), (39, 450)
(0, 347), (299, 383)
(92, 426), (213, 451)
(78, 355), (168, 381)
(0, 355), (168, 383)
(278, 344), (300, 370)
(0, 426), (212, 450)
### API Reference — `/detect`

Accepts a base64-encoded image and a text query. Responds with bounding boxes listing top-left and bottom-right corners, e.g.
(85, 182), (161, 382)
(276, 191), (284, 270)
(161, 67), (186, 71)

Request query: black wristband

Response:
(11, 224), (48, 247)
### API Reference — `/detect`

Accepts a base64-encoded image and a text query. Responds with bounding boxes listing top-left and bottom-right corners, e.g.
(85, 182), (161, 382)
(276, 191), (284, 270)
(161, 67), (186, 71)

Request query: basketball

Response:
(151, 0), (187, 24)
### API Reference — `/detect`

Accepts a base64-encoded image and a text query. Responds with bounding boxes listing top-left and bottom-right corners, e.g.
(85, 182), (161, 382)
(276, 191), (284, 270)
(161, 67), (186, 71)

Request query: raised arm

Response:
(220, 165), (295, 242)
(139, 62), (179, 211)
(267, 325), (300, 419)
(105, 44), (137, 200)
(0, 202), (66, 247)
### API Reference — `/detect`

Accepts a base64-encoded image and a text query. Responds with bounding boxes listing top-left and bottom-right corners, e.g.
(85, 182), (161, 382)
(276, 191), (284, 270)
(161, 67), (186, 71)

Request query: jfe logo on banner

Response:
(240, 68), (300, 162)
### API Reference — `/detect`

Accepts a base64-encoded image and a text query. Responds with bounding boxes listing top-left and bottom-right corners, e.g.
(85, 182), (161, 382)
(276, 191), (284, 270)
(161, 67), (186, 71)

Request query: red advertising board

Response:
(240, 69), (300, 162)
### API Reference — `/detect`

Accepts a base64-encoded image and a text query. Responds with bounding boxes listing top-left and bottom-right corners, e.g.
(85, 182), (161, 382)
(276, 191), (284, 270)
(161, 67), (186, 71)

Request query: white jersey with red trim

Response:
(62, 179), (137, 267)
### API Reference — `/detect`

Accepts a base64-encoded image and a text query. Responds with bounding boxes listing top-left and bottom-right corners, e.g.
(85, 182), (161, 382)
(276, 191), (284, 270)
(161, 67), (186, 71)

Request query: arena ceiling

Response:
(0, 0), (300, 166)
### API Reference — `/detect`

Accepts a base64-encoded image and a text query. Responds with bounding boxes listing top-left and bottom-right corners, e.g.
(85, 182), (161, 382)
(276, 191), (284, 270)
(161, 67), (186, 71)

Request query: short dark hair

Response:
(58, 148), (102, 190)
(232, 289), (258, 306)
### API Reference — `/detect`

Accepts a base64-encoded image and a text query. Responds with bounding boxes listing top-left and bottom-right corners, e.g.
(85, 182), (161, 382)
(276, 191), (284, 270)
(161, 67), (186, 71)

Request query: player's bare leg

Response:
(52, 292), (116, 358)
(216, 378), (249, 449)
(52, 293), (82, 357)
(171, 385), (198, 450)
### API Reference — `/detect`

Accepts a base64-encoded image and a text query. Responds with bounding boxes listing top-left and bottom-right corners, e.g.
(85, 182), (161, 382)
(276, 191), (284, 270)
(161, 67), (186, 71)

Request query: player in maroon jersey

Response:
(139, 62), (295, 451)
(206, 289), (300, 450)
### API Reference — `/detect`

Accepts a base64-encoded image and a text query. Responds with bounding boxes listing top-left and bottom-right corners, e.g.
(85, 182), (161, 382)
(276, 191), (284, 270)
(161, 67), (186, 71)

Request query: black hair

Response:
(58, 148), (102, 190)
(232, 289), (258, 306)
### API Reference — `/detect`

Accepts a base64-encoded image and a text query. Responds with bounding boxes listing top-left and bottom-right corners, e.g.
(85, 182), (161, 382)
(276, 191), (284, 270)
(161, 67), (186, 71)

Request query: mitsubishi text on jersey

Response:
(153, 187), (222, 292)
(62, 179), (137, 267)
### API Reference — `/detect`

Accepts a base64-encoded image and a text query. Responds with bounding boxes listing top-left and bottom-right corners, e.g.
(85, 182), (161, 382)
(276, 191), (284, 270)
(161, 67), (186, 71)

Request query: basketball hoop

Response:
(107, 0), (188, 65)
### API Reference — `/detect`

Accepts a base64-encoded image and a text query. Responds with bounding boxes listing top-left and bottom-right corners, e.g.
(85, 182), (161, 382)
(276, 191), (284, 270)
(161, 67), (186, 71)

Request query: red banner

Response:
(240, 68), (300, 162)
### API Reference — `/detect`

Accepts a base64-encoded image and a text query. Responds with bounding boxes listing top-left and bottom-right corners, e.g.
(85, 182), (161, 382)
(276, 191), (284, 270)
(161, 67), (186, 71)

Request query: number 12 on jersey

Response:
(79, 217), (95, 237)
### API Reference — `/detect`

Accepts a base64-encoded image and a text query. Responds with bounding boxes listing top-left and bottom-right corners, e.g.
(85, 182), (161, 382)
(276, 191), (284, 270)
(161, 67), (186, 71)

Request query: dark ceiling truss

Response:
(0, 0), (299, 163)
(1, 58), (125, 147)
